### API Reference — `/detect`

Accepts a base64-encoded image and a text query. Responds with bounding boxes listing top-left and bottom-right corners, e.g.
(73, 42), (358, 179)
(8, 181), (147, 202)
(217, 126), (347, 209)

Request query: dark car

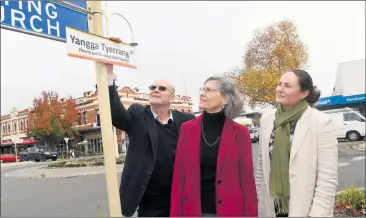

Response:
(19, 146), (58, 162)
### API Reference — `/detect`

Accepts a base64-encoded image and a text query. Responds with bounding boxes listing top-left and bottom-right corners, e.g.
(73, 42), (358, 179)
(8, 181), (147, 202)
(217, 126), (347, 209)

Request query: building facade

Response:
(316, 59), (366, 115)
(1, 86), (193, 154)
(0, 108), (37, 154)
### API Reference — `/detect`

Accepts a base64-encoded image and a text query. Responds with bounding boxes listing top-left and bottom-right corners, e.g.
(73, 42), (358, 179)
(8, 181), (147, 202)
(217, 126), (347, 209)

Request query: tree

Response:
(228, 20), (309, 108)
(26, 91), (79, 144)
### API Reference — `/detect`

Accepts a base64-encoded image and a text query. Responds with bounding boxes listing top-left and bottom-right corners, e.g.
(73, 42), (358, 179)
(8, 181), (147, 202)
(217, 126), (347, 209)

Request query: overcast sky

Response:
(1, 1), (365, 115)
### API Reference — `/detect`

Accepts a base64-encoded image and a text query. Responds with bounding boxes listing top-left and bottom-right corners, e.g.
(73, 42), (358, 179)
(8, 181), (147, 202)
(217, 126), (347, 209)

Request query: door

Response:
(27, 147), (37, 159)
(330, 113), (347, 138)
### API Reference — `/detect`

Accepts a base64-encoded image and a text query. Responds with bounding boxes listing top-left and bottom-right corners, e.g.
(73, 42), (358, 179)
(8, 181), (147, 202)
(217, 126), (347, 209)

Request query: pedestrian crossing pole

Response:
(87, 1), (122, 217)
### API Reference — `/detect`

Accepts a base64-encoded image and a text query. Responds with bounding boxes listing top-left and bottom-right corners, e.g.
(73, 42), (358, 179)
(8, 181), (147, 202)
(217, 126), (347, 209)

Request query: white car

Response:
(324, 107), (365, 141)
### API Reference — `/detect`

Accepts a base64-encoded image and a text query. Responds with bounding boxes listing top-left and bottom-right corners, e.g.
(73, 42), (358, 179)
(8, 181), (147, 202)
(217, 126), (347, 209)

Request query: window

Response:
(96, 109), (100, 127)
(344, 113), (363, 122)
(20, 120), (24, 131)
(2, 124), (5, 135)
(83, 111), (87, 124)
(77, 113), (82, 125)
(13, 121), (17, 133)
(7, 123), (10, 134)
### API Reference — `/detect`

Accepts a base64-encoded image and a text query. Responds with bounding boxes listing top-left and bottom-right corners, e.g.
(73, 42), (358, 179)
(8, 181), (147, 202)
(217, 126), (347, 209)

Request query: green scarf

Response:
(270, 99), (308, 214)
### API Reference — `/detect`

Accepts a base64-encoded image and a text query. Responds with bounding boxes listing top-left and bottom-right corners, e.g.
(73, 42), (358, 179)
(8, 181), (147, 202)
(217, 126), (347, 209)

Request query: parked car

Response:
(0, 154), (23, 163)
(324, 107), (365, 141)
(18, 146), (58, 162)
(250, 128), (259, 143)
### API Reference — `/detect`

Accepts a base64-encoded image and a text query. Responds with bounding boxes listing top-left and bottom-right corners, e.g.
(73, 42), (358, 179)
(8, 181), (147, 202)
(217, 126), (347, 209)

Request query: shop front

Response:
(315, 93), (366, 115)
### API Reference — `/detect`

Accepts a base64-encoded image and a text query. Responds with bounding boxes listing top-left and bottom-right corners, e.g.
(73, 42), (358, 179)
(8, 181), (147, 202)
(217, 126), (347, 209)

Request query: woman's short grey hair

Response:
(205, 76), (244, 119)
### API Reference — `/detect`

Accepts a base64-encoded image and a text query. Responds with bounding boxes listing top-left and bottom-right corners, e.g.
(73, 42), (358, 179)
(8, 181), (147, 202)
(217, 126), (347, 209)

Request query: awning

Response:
(1, 138), (39, 147)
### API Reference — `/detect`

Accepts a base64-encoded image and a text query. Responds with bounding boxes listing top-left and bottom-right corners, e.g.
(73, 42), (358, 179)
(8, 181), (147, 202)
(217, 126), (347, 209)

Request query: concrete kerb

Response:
(0, 161), (37, 168)
(4, 164), (124, 179)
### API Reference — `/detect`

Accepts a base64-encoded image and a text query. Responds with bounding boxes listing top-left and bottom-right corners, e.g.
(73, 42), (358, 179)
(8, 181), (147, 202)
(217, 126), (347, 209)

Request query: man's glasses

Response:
(149, 85), (172, 93)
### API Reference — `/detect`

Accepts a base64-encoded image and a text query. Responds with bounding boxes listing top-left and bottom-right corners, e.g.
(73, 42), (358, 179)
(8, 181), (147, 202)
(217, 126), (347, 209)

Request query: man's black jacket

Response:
(108, 84), (195, 217)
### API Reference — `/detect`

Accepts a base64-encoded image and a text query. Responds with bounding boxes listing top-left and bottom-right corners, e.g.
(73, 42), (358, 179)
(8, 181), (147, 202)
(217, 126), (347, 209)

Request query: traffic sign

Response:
(11, 137), (21, 144)
(0, 0), (88, 41)
(64, 137), (69, 144)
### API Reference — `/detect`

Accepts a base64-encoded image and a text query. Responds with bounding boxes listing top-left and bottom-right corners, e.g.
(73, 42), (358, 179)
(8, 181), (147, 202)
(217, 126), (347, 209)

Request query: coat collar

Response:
(187, 114), (237, 173)
(144, 106), (183, 162)
(266, 106), (312, 166)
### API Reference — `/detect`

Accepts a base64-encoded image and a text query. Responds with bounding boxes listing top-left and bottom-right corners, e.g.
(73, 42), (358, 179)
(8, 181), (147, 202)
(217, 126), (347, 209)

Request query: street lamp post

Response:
(103, 2), (138, 47)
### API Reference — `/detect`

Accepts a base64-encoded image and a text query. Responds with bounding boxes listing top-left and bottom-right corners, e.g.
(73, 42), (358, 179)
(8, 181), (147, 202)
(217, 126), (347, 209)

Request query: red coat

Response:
(170, 115), (258, 217)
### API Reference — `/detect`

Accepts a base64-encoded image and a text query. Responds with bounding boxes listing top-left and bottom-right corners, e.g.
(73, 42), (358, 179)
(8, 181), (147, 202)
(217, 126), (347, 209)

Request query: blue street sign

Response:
(0, 0), (88, 41)
(63, 0), (87, 9)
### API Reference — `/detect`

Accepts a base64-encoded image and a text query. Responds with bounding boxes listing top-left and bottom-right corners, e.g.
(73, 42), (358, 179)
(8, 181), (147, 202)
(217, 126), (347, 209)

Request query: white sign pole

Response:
(64, 137), (70, 157)
(87, 1), (122, 217)
(11, 135), (20, 162)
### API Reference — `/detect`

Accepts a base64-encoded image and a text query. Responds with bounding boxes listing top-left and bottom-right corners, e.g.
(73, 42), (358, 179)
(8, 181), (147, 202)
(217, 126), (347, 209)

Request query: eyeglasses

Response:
(149, 85), (172, 93)
(199, 87), (219, 93)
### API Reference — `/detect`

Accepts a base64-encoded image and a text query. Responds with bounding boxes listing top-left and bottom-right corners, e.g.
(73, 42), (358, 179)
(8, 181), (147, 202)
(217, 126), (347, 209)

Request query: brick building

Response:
(1, 86), (193, 154)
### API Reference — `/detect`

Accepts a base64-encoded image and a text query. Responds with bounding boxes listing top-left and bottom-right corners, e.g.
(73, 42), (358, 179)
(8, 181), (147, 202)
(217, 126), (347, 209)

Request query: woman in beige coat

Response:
(256, 69), (338, 217)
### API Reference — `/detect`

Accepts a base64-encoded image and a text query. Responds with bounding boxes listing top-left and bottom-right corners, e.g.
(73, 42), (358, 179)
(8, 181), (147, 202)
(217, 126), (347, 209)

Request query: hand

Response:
(109, 37), (123, 43)
(106, 37), (123, 78)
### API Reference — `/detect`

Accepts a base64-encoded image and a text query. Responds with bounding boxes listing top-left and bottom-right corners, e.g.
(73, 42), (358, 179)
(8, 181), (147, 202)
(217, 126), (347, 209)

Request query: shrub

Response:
(92, 161), (104, 166)
(116, 159), (124, 165)
(48, 161), (67, 168)
(335, 185), (366, 217)
(65, 162), (87, 168)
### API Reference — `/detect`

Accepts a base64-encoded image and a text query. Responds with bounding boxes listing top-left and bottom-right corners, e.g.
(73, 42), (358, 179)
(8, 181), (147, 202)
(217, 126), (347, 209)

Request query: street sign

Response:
(66, 27), (137, 69)
(64, 137), (69, 144)
(0, 0), (88, 41)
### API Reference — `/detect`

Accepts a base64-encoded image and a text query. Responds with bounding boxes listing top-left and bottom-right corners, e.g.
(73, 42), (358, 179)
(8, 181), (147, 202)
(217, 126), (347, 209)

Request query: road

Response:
(1, 143), (365, 217)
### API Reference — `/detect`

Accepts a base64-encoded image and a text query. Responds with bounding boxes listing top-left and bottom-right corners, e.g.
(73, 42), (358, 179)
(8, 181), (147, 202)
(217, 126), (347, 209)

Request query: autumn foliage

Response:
(227, 20), (309, 107)
(27, 91), (79, 141)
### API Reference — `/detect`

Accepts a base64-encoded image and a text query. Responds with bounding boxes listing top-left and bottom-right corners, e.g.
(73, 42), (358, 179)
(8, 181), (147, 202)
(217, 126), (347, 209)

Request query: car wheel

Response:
(24, 156), (29, 161)
(347, 131), (361, 141)
(52, 158), (57, 161)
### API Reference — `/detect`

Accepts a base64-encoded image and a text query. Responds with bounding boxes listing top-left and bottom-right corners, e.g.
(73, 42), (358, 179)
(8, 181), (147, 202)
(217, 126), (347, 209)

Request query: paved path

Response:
(338, 156), (366, 190)
(4, 164), (124, 179)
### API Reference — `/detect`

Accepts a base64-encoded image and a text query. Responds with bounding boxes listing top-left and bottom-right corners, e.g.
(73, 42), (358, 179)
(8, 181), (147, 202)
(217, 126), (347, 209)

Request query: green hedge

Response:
(47, 158), (125, 168)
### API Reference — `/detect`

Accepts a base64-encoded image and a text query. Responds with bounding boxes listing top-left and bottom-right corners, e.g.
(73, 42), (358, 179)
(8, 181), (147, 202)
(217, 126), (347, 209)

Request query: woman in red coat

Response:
(170, 76), (258, 217)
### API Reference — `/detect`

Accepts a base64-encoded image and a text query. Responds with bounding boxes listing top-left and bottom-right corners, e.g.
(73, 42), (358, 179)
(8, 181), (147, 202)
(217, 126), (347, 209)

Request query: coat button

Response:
(217, 199), (222, 204)
(217, 180), (222, 185)
(147, 170), (152, 175)
(142, 185), (146, 189)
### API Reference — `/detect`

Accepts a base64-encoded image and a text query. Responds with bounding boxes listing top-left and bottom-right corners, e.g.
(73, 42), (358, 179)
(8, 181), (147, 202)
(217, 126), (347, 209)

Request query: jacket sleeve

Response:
(170, 124), (186, 216)
(108, 83), (136, 131)
(309, 114), (338, 217)
(239, 126), (258, 216)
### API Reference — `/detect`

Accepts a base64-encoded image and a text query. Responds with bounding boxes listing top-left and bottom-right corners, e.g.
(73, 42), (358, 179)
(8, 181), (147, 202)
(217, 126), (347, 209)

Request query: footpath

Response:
(4, 164), (124, 179)
(338, 141), (365, 159)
